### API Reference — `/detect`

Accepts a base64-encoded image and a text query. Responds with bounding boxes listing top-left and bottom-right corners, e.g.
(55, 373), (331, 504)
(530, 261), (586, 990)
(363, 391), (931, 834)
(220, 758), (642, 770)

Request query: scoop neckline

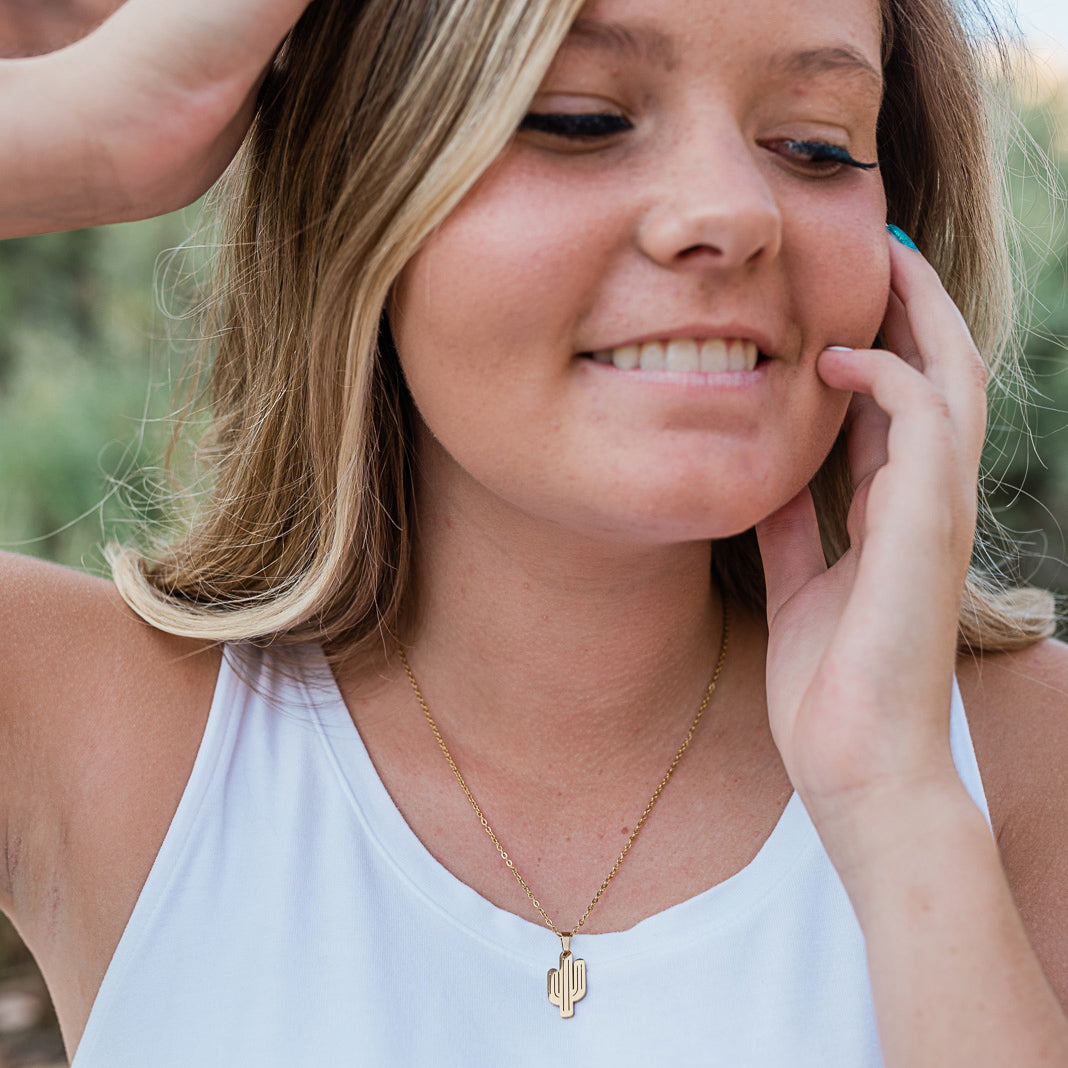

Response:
(299, 645), (819, 968)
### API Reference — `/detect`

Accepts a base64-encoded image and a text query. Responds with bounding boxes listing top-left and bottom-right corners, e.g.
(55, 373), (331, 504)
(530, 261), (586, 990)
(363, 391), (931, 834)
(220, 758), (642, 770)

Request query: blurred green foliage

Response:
(0, 213), (193, 569)
(982, 89), (1068, 596)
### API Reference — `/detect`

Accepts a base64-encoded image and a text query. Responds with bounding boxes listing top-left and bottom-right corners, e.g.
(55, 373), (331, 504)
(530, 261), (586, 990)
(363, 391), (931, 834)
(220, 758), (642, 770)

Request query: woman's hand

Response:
(1, 0), (313, 238)
(755, 231), (1068, 1066)
(755, 232), (987, 852)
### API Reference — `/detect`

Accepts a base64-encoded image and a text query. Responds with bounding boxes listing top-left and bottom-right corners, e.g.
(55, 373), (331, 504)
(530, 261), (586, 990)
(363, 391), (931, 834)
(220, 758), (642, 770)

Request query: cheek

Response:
(389, 193), (579, 509)
(390, 165), (618, 489)
(745, 197), (888, 524)
(392, 163), (607, 375)
(786, 187), (891, 348)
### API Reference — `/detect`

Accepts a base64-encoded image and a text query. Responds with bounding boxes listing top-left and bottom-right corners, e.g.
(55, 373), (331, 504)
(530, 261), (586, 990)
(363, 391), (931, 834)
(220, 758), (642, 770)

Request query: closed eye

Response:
(767, 139), (878, 171)
(519, 112), (633, 139)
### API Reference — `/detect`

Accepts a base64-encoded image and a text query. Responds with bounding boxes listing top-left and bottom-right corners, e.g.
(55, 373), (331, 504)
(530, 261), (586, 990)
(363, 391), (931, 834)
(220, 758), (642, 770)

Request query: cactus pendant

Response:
(547, 934), (587, 1018)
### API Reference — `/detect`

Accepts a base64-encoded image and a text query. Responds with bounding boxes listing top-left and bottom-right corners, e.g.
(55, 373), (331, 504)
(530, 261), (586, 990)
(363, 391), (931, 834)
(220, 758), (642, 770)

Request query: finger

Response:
(818, 348), (959, 507)
(884, 237), (988, 456)
(817, 347), (974, 559)
(840, 389), (889, 494)
(819, 347), (893, 506)
(880, 291), (921, 372)
(834, 391), (889, 548)
(756, 487), (828, 624)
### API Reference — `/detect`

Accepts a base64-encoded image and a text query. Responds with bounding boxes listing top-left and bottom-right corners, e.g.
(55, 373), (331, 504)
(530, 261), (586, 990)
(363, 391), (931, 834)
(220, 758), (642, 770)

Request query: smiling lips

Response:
(590, 338), (760, 373)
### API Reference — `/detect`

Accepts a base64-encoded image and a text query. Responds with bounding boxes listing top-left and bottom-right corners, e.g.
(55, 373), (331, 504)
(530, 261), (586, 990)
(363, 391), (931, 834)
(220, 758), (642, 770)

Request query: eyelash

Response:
(519, 114), (877, 171)
(519, 112), (633, 138)
(772, 139), (877, 171)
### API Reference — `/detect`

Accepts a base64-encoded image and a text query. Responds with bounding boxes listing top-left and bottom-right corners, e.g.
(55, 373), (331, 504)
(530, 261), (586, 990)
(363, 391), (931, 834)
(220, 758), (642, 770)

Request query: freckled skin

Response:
(392, 0), (888, 547)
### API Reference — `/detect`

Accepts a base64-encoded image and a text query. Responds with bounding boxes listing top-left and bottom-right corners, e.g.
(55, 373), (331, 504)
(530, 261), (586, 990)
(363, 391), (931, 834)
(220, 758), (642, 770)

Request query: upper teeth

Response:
(591, 338), (759, 373)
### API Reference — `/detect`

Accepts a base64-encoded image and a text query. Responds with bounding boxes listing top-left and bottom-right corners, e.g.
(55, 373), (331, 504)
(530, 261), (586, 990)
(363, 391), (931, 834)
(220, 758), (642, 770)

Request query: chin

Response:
(571, 488), (795, 547)
(600, 465), (815, 542)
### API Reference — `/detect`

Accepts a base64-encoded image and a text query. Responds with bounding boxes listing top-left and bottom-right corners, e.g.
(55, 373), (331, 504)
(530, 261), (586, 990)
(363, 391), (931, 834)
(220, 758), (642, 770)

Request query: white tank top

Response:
(71, 644), (991, 1067)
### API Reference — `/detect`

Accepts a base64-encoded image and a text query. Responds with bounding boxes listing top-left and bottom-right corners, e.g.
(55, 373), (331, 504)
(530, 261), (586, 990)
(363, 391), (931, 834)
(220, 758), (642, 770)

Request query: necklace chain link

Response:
(399, 603), (730, 939)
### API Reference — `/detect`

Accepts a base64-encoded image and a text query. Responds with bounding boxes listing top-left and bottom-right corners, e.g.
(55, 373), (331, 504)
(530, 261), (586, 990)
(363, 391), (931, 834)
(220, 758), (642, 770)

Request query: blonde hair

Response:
(111, 0), (1056, 660)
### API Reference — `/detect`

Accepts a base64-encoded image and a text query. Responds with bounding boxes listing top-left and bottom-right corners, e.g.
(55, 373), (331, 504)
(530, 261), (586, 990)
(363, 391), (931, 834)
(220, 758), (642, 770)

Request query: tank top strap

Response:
(949, 674), (991, 825)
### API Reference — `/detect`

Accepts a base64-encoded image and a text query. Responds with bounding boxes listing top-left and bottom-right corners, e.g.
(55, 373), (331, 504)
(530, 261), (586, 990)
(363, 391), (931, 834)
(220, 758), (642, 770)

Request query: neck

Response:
(404, 446), (727, 776)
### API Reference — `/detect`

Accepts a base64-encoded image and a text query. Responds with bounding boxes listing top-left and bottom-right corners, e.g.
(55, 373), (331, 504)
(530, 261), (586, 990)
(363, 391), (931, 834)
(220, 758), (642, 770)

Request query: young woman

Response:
(2, 0), (1067, 1063)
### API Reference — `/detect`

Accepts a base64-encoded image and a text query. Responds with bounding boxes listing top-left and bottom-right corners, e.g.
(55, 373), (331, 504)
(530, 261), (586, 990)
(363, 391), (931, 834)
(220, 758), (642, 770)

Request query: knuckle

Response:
(910, 381), (951, 422)
(929, 392), (953, 422)
(965, 346), (988, 391)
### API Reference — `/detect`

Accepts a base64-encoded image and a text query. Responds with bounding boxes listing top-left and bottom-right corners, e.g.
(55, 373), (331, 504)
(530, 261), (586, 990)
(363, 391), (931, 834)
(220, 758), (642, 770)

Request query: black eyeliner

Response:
(783, 139), (878, 169)
(520, 113), (632, 138)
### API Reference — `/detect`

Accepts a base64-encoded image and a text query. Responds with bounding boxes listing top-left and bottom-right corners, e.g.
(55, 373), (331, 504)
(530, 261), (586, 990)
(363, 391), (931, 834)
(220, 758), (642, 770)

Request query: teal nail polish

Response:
(886, 224), (918, 250)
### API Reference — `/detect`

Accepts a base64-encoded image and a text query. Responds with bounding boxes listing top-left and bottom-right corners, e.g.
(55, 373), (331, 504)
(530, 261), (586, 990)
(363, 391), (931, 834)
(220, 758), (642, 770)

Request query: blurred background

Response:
(0, 1), (1066, 1065)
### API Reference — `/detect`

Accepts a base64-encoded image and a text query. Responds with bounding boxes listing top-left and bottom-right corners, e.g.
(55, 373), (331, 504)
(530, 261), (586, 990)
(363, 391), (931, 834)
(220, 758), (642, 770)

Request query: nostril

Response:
(678, 243), (723, 259)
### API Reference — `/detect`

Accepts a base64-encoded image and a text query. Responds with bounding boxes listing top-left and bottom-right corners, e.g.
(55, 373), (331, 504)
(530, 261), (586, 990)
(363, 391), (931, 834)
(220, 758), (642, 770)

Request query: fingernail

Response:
(886, 224), (918, 250)
(825, 345), (853, 352)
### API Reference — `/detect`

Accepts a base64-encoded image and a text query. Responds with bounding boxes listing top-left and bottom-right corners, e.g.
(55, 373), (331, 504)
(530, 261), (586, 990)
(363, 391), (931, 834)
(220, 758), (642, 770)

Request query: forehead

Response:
(564, 0), (883, 92)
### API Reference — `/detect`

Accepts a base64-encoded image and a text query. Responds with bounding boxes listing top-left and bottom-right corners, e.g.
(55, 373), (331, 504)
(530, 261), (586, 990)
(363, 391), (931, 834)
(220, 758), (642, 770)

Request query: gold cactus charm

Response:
(547, 935), (587, 1018)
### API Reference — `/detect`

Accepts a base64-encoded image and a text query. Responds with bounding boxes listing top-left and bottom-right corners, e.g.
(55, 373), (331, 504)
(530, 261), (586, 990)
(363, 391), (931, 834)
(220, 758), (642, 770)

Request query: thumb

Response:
(755, 487), (827, 623)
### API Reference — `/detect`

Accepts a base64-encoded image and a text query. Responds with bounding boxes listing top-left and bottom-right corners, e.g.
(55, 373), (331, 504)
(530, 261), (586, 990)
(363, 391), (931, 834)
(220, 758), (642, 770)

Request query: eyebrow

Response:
(566, 18), (679, 70)
(768, 46), (884, 99)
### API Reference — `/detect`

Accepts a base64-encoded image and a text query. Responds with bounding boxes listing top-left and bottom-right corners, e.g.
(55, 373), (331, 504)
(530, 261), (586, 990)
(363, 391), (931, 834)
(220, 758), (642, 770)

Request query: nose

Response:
(636, 126), (782, 270)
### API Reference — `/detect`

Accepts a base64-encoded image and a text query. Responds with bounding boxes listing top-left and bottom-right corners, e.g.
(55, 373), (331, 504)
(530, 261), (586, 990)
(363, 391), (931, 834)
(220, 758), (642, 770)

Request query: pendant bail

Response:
(560, 933), (571, 952)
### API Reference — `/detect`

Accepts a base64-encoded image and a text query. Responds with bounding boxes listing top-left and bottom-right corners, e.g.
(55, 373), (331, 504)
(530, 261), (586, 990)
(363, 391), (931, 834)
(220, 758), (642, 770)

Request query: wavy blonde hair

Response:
(110, 0), (1056, 661)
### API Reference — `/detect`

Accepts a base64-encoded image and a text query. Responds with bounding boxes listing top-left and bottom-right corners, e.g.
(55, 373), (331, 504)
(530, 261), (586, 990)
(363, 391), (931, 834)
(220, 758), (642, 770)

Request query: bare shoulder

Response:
(956, 637), (1068, 1001)
(0, 549), (219, 731)
(956, 637), (1068, 828)
(0, 550), (219, 917)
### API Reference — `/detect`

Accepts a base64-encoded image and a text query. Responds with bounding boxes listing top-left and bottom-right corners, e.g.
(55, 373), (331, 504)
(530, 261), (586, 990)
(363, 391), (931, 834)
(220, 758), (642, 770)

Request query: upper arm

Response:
(957, 639), (1068, 1007)
(0, 551), (136, 911)
(0, 551), (110, 908)
(0, 550), (218, 921)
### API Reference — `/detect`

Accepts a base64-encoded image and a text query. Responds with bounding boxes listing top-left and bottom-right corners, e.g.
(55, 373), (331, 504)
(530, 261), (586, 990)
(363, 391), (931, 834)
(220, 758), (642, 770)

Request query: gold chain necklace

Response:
(398, 602), (730, 1019)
